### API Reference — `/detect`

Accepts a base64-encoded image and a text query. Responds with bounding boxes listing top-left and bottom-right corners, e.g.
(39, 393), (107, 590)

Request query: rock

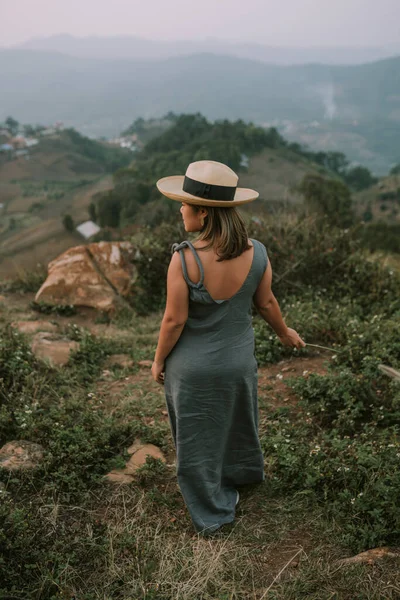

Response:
(105, 441), (166, 484)
(125, 444), (166, 474)
(105, 471), (134, 484)
(127, 438), (144, 455)
(0, 295), (6, 304)
(0, 440), (44, 470)
(101, 369), (113, 379)
(31, 332), (79, 366)
(35, 241), (136, 312)
(105, 354), (134, 369)
(11, 320), (58, 335)
(138, 360), (153, 368)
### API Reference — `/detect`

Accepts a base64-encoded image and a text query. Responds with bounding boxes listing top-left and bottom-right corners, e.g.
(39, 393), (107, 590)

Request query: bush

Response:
(131, 221), (185, 314)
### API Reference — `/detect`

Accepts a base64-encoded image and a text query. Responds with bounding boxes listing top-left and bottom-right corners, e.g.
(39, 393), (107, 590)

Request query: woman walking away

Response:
(152, 160), (305, 534)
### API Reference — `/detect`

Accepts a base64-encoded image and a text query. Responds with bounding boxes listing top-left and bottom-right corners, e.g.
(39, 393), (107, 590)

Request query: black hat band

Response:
(183, 175), (236, 201)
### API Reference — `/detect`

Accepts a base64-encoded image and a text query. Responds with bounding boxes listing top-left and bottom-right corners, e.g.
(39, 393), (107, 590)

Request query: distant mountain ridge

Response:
(11, 34), (400, 66)
(1, 49), (399, 172)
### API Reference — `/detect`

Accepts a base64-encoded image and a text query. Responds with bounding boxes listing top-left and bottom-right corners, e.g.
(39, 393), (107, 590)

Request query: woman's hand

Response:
(278, 328), (306, 349)
(152, 360), (165, 385)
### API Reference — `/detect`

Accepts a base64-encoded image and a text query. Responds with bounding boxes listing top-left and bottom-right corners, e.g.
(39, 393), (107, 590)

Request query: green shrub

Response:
(131, 221), (185, 314)
(262, 415), (400, 551)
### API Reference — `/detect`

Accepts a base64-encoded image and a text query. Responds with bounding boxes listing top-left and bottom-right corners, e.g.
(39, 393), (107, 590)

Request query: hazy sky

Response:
(1, 0), (400, 47)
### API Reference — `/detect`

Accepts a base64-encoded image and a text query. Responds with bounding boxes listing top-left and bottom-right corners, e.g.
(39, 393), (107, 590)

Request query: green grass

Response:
(0, 294), (399, 599)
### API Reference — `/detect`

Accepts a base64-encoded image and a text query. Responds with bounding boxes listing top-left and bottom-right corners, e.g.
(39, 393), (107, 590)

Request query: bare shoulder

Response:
(168, 250), (183, 273)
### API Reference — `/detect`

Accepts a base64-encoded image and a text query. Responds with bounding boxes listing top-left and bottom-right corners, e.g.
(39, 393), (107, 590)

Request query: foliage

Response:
(132, 221), (185, 314)
(88, 201), (97, 222)
(390, 163), (400, 175)
(62, 213), (75, 231)
(360, 222), (400, 254)
(344, 165), (378, 191)
(64, 128), (131, 171)
(298, 174), (354, 227)
(0, 265), (47, 293)
(29, 300), (77, 316)
(96, 114), (286, 228)
(5, 116), (19, 136)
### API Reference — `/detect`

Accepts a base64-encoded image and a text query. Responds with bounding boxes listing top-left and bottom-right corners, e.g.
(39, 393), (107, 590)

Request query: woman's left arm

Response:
(152, 252), (189, 384)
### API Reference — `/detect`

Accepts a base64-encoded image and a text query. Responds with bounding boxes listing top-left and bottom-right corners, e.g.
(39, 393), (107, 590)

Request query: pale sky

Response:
(1, 0), (400, 47)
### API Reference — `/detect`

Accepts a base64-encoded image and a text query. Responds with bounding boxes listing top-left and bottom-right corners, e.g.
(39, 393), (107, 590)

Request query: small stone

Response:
(31, 332), (79, 366)
(125, 444), (166, 474)
(105, 442), (166, 484)
(105, 471), (134, 484)
(105, 354), (134, 369)
(0, 295), (6, 304)
(0, 440), (45, 470)
(11, 320), (58, 335)
(138, 360), (153, 368)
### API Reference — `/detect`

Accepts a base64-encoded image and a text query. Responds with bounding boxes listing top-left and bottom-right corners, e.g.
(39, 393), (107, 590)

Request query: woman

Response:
(152, 160), (305, 534)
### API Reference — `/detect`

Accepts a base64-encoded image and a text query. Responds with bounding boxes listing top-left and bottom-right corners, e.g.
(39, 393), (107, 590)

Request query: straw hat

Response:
(156, 160), (259, 207)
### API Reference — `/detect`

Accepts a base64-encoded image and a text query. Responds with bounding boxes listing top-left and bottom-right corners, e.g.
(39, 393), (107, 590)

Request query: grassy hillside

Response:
(1, 112), (400, 597)
(354, 173), (400, 222)
(1, 50), (400, 171)
(240, 147), (325, 207)
(0, 129), (129, 278)
(0, 113), (396, 277)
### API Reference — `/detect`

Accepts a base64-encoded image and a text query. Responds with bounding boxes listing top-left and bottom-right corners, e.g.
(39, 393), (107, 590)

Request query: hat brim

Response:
(156, 175), (259, 207)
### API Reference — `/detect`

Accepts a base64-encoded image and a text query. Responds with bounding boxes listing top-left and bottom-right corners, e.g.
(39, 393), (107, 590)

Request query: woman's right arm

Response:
(253, 261), (305, 349)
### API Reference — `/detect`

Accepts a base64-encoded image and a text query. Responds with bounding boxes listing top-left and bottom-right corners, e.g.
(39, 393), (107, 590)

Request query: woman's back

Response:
(182, 240), (255, 302)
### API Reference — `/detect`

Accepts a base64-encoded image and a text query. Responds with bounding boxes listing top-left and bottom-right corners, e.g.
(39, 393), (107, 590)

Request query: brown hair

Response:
(193, 206), (251, 261)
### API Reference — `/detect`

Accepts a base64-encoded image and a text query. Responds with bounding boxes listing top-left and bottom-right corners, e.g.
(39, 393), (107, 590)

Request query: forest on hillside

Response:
(90, 113), (399, 253)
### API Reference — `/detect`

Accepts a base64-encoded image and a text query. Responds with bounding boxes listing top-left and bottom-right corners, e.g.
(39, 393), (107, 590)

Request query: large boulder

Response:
(35, 242), (136, 312)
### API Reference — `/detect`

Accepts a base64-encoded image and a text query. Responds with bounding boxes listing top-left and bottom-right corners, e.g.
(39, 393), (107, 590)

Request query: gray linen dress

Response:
(164, 238), (268, 533)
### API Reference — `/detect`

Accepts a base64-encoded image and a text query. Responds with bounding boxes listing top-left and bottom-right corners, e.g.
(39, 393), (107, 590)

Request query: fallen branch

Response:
(336, 547), (400, 566)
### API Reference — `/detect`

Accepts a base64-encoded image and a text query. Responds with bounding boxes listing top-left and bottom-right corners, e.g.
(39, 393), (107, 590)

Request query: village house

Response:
(76, 220), (101, 240)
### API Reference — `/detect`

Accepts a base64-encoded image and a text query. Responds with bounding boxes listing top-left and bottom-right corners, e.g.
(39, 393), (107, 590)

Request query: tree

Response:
(390, 163), (400, 176)
(362, 203), (373, 222)
(344, 166), (377, 191)
(5, 116), (19, 136)
(97, 195), (121, 228)
(23, 124), (36, 137)
(88, 202), (97, 222)
(324, 152), (349, 175)
(62, 214), (75, 231)
(299, 174), (354, 227)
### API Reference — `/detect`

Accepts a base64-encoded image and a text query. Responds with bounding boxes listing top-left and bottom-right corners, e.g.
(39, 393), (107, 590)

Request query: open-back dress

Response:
(164, 238), (268, 533)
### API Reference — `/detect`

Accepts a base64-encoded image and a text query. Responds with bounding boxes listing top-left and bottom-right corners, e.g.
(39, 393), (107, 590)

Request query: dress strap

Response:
(172, 241), (205, 288)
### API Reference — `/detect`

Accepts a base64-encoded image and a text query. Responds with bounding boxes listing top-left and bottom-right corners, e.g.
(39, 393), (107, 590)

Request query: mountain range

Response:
(1, 45), (399, 173)
(10, 34), (400, 66)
